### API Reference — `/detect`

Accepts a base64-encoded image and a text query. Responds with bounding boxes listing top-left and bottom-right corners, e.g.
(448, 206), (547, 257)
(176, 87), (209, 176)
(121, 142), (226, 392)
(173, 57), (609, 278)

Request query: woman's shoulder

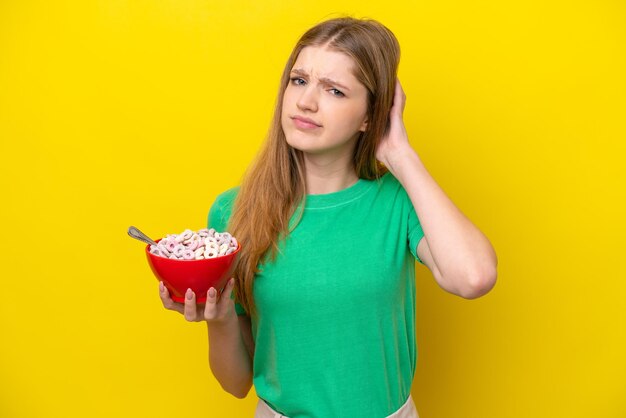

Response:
(368, 171), (414, 205)
(208, 186), (240, 230)
(214, 185), (240, 207)
(371, 171), (403, 192)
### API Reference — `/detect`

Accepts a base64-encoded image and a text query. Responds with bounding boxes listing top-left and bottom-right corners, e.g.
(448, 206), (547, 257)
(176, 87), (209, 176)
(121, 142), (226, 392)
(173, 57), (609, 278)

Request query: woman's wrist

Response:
(206, 312), (239, 334)
(384, 145), (425, 183)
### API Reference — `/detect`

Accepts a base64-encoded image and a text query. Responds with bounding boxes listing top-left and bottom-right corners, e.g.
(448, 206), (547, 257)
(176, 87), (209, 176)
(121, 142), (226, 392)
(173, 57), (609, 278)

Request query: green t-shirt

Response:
(207, 172), (425, 418)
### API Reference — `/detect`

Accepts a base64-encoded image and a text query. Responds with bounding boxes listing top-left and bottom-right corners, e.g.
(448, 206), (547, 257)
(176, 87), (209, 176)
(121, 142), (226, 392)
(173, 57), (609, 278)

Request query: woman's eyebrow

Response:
(290, 68), (351, 91)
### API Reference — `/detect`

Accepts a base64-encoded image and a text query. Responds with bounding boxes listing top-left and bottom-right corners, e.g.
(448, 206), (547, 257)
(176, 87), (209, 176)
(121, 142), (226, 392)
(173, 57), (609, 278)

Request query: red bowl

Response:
(145, 239), (241, 303)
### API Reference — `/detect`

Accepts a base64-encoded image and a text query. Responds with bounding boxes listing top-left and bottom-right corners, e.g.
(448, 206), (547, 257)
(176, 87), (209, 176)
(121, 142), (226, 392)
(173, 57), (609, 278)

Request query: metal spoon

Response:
(127, 225), (158, 247)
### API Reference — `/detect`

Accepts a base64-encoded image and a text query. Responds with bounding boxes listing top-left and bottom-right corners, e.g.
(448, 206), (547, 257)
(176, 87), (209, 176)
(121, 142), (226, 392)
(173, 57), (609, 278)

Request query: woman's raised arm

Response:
(376, 80), (498, 299)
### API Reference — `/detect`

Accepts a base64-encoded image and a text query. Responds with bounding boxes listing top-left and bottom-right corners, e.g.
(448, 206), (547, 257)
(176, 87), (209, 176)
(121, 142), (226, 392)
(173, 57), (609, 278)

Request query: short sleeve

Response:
(207, 190), (234, 232)
(407, 199), (425, 264)
(207, 187), (249, 316)
(233, 296), (248, 316)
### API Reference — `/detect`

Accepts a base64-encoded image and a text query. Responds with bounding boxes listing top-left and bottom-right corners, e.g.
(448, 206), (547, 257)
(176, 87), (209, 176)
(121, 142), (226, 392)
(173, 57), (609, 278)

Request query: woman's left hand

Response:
(375, 78), (414, 173)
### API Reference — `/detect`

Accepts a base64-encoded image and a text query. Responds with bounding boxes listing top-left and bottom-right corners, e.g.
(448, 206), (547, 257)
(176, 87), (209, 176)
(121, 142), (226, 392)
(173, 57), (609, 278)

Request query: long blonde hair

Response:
(228, 17), (401, 317)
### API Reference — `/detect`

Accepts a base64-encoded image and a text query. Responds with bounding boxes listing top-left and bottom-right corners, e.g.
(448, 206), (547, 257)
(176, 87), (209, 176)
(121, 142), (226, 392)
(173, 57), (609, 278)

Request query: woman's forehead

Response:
(291, 46), (359, 85)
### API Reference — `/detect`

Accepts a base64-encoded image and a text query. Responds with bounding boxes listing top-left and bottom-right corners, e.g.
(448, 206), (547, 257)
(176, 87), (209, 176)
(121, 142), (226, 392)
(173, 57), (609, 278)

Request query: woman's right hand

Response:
(159, 278), (237, 324)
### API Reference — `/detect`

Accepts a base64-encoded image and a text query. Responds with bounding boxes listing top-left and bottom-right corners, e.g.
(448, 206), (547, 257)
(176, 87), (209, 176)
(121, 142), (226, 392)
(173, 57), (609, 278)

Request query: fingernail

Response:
(209, 288), (216, 298)
(186, 288), (193, 300)
(159, 282), (164, 292)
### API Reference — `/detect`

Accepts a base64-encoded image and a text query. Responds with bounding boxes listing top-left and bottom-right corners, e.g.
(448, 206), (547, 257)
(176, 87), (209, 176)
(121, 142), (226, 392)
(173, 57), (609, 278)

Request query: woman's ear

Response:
(359, 117), (368, 132)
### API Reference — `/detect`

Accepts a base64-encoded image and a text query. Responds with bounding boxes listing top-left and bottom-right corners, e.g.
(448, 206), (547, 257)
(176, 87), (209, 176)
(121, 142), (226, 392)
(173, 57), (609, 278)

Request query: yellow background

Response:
(1, 0), (624, 417)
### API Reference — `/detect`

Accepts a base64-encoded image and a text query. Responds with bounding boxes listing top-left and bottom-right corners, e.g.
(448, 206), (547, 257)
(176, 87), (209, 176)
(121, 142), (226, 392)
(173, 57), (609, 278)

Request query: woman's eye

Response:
(289, 77), (343, 97)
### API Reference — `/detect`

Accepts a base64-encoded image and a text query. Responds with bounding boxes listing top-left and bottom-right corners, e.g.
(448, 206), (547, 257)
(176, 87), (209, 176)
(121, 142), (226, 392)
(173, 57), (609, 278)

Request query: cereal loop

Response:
(150, 228), (238, 261)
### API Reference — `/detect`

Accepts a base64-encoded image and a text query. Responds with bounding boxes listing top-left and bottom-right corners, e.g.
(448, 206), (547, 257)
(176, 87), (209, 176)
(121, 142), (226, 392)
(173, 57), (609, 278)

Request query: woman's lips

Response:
(292, 116), (321, 130)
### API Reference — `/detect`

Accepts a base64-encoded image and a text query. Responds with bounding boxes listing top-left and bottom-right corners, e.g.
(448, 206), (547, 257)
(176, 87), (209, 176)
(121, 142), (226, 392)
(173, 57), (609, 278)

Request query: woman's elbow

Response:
(223, 379), (253, 399)
(461, 263), (498, 299)
(210, 363), (253, 399)
(229, 387), (251, 400)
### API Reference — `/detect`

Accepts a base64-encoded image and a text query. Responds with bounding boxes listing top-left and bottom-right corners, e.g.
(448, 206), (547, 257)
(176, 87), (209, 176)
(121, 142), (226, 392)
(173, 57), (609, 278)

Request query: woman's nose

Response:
(296, 85), (318, 112)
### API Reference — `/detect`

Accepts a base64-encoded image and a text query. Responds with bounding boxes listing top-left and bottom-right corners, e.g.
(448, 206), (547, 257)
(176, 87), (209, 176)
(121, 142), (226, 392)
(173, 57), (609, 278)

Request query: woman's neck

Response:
(303, 159), (359, 195)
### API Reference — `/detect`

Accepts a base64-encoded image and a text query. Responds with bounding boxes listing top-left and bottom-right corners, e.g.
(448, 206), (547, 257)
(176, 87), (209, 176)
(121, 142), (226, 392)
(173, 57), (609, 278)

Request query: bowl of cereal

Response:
(144, 228), (241, 303)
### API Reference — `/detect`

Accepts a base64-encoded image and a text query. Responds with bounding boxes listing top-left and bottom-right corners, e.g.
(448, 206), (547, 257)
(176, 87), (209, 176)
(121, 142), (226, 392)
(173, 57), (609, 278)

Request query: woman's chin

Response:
(285, 135), (316, 153)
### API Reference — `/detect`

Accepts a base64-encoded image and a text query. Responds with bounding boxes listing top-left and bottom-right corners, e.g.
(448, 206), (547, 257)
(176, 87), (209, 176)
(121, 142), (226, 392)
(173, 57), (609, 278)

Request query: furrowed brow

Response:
(290, 68), (351, 92)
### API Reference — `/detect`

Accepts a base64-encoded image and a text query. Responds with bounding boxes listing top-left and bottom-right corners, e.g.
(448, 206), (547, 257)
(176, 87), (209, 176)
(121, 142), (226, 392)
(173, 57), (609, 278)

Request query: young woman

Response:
(159, 17), (497, 418)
